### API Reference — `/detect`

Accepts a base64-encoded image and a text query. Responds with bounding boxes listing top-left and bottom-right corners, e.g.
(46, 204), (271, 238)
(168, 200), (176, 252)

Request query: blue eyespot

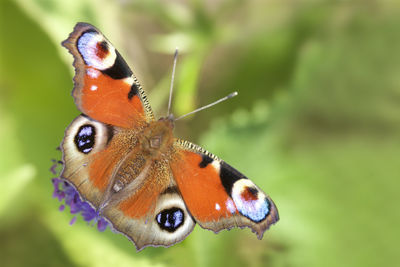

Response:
(74, 124), (96, 154)
(156, 207), (184, 232)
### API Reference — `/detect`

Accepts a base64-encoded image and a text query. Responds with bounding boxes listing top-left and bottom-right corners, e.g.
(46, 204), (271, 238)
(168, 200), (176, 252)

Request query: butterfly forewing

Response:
(171, 139), (279, 239)
(62, 23), (154, 128)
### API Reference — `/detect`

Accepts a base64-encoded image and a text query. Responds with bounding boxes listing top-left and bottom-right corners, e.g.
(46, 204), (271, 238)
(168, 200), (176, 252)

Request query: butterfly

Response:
(60, 22), (279, 250)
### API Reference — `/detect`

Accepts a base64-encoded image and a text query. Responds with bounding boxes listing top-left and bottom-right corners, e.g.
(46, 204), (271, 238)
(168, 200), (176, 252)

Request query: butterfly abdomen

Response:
(112, 153), (146, 193)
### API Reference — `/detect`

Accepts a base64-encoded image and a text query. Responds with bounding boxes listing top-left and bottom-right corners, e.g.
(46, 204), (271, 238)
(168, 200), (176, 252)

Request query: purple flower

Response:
(50, 159), (63, 175)
(52, 178), (65, 201)
(97, 217), (108, 232)
(69, 194), (83, 214)
(51, 177), (109, 232)
(81, 202), (97, 221)
(70, 216), (77, 225)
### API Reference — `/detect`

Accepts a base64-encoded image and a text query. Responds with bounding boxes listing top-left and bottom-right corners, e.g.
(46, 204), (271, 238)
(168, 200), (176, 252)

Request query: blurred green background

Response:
(0, 0), (399, 266)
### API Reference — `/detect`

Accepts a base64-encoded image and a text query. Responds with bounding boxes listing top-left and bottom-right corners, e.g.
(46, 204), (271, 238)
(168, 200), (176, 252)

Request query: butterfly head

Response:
(157, 114), (175, 128)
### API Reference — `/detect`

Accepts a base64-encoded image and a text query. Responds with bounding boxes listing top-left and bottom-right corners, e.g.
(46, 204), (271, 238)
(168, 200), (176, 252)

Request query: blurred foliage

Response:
(1, 0), (399, 266)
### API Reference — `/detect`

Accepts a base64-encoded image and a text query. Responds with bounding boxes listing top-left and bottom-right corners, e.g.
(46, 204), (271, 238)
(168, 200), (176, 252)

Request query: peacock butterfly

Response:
(59, 22), (279, 250)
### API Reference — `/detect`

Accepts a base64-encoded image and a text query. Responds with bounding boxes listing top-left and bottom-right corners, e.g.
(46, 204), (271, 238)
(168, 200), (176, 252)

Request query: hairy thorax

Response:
(139, 118), (175, 158)
(111, 118), (175, 193)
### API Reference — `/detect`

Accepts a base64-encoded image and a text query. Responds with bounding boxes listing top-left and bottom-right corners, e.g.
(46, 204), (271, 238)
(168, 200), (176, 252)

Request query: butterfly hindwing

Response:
(100, 159), (195, 250)
(62, 23), (154, 128)
(62, 116), (194, 250)
(61, 115), (137, 207)
(171, 139), (279, 238)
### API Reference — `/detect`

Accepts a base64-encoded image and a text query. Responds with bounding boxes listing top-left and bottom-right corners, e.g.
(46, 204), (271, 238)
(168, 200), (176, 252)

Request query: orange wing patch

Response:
(171, 150), (238, 222)
(118, 179), (161, 219)
(81, 67), (145, 128)
(88, 146), (122, 192)
(114, 159), (171, 219)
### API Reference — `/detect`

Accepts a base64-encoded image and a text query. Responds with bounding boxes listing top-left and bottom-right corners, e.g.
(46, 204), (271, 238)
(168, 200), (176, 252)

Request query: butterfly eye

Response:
(156, 207), (184, 232)
(74, 124), (96, 154)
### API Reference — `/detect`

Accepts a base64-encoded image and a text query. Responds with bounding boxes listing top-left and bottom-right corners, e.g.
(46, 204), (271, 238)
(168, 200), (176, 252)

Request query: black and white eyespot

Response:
(63, 115), (114, 158)
(231, 179), (270, 223)
(77, 31), (116, 70)
(74, 124), (96, 154)
(156, 207), (184, 232)
(154, 191), (194, 238)
(77, 30), (133, 80)
(212, 161), (270, 222)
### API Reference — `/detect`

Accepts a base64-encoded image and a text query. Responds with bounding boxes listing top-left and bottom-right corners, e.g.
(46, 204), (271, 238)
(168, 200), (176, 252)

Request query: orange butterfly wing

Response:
(171, 139), (279, 238)
(100, 159), (195, 250)
(61, 115), (138, 208)
(62, 23), (154, 128)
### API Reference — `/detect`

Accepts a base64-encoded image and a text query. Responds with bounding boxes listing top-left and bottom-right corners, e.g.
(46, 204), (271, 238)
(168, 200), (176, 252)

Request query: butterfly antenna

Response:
(167, 48), (179, 116)
(175, 92), (238, 121)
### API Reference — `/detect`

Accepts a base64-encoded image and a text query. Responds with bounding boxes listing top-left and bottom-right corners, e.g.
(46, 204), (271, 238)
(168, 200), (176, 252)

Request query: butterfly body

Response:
(60, 22), (278, 250)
